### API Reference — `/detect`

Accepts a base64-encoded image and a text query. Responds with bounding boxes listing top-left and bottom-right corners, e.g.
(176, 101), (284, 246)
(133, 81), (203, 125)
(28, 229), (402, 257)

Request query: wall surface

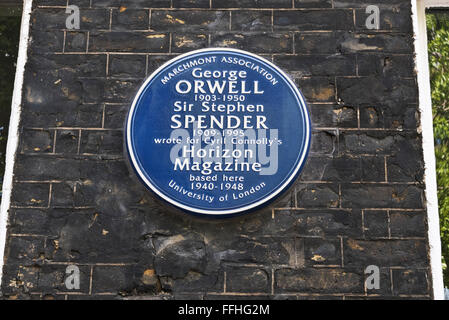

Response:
(0, 0), (432, 299)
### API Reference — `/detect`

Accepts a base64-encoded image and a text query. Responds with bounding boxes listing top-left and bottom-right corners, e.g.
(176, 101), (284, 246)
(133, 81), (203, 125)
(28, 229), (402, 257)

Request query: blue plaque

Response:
(125, 48), (311, 217)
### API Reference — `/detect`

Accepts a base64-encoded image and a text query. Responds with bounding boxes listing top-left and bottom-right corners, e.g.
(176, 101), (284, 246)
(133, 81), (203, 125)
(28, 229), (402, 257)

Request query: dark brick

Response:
(65, 31), (87, 52)
(389, 211), (427, 238)
(273, 10), (354, 31)
(275, 54), (356, 76)
(231, 11), (272, 31)
(89, 32), (169, 52)
(105, 79), (143, 103)
(161, 271), (223, 293)
(295, 0), (332, 7)
(55, 130), (79, 154)
(212, 33), (292, 54)
(275, 268), (363, 293)
(79, 130), (123, 155)
(296, 77), (336, 103)
(392, 269), (429, 295)
(344, 239), (428, 267)
(6, 236), (45, 265)
(363, 210), (389, 238)
(341, 184), (423, 209)
(358, 54), (414, 77)
(304, 238), (341, 266)
(361, 156), (385, 182)
(212, 0), (291, 8)
(226, 267), (270, 293)
(112, 8), (149, 31)
(151, 10), (229, 32)
(206, 236), (296, 266)
(299, 156), (361, 182)
(171, 34), (208, 53)
(20, 129), (54, 154)
(33, 8), (110, 30)
(104, 104), (129, 129)
(273, 209), (362, 237)
(92, 0), (171, 7)
(37, 264), (91, 294)
(12, 183), (50, 208)
(339, 33), (413, 54)
(296, 183), (339, 208)
(51, 182), (75, 207)
(92, 266), (135, 294)
(355, 7), (413, 33)
(173, 0), (210, 8)
(310, 130), (336, 155)
(311, 105), (357, 128)
(30, 29), (64, 54)
(15, 155), (80, 181)
(109, 55), (146, 78)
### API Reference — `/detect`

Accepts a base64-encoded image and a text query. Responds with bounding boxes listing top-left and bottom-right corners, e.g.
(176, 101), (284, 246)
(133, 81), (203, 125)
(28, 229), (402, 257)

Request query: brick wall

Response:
(0, 0), (431, 299)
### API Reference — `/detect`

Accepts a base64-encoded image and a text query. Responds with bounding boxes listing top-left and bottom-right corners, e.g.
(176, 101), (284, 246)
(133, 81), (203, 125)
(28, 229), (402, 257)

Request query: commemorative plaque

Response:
(125, 48), (311, 217)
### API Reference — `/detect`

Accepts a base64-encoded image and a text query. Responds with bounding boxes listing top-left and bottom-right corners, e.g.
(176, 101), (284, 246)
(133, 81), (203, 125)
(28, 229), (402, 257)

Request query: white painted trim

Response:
(412, 0), (445, 300)
(0, 0), (32, 289)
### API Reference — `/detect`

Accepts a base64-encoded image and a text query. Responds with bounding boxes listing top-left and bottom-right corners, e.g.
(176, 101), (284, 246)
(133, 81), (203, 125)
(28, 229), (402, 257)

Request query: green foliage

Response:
(0, 13), (21, 192)
(427, 12), (449, 287)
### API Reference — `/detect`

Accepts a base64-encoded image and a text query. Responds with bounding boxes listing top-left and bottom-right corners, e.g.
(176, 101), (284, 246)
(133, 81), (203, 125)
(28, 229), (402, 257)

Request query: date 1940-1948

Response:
(178, 304), (270, 317)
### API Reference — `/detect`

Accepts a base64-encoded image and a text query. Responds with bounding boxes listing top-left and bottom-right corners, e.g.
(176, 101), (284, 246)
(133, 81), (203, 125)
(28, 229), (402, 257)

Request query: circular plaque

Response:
(125, 48), (311, 217)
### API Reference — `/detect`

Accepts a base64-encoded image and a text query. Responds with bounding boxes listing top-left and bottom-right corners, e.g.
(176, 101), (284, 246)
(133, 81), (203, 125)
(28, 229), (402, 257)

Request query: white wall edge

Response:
(0, 0), (33, 289)
(412, 0), (445, 300)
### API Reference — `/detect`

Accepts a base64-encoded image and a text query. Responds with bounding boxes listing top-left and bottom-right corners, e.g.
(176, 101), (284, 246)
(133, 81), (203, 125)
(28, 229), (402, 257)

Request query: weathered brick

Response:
(355, 7), (413, 33)
(171, 34), (208, 53)
(341, 184), (423, 209)
(361, 156), (385, 182)
(299, 156), (361, 182)
(213, 0), (291, 8)
(295, 0), (332, 8)
(65, 31), (88, 52)
(275, 268), (363, 293)
(109, 54), (146, 78)
(51, 182), (75, 207)
(79, 130), (123, 155)
(103, 104), (128, 129)
(30, 29), (64, 53)
(173, 0), (210, 8)
(392, 269), (429, 295)
(112, 8), (149, 30)
(55, 130), (79, 154)
(212, 33), (293, 54)
(12, 183), (50, 208)
(89, 32), (169, 52)
(296, 77), (336, 103)
(20, 129), (54, 154)
(231, 11), (272, 31)
(389, 211), (427, 238)
(33, 8), (110, 30)
(226, 267), (270, 293)
(344, 239), (428, 267)
(151, 10), (230, 32)
(92, 0), (171, 7)
(296, 183), (339, 208)
(304, 238), (341, 266)
(273, 10), (354, 31)
(363, 210), (389, 238)
(273, 209), (362, 237)
(312, 104), (357, 129)
(358, 54), (414, 77)
(92, 266), (135, 294)
(275, 54), (356, 76)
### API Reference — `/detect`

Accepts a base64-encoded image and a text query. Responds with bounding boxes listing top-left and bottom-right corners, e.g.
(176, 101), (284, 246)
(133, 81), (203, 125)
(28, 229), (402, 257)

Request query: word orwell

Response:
(171, 68), (267, 129)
